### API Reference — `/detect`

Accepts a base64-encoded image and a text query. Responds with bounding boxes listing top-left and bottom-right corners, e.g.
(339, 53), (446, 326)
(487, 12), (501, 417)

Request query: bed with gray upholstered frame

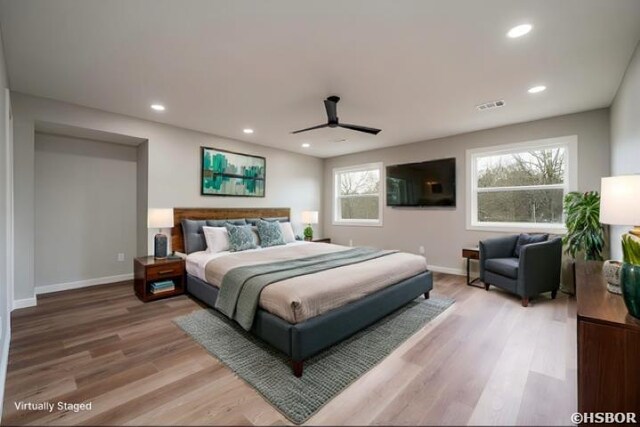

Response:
(172, 208), (433, 377)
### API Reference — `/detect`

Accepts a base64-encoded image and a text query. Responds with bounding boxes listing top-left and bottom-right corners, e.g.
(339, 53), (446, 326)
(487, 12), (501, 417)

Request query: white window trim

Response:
(465, 135), (578, 234)
(333, 162), (384, 227)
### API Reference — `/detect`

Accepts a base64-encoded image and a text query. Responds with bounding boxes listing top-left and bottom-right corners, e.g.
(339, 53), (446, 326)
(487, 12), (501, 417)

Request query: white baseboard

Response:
(428, 265), (466, 276)
(12, 297), (37, 310)
(35, 273), (134, 295)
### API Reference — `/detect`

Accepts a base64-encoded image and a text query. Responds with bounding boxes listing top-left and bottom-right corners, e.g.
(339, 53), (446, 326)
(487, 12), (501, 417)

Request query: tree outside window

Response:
(333, 163), (383, 226)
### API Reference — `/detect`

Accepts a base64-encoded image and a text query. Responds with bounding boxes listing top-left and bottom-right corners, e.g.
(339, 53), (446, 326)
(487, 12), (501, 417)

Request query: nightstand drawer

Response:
(147, 263), (184, 280)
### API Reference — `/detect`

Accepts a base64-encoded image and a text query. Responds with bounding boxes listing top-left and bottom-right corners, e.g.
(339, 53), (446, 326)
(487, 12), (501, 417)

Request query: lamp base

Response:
(621, 263), (640, 319)
(154, 233), (168, 259)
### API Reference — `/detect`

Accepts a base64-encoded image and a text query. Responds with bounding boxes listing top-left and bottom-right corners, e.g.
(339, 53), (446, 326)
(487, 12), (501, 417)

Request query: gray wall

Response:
(12, 105), (35, 302)
(34, 133), (137, 287)
(323, 109), (610, 273)
(0, 26), (11, 415)
(610, 41), (640, 261)
(136, 141), (148, 257)
(11, 93), (324, 301)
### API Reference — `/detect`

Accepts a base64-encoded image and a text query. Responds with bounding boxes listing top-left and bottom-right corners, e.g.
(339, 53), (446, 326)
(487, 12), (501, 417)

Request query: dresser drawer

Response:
(147, 263), (184, 281)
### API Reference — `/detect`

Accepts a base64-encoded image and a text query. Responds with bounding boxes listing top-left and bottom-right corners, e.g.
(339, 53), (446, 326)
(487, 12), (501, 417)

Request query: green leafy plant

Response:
(563, 191), (605, 261)
(303, 225), (313, 240)
(622, 234), (640, 265)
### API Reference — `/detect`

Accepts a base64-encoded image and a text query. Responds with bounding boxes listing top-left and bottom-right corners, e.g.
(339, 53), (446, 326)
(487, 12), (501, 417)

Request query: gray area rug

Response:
(174, 296), (454, 424)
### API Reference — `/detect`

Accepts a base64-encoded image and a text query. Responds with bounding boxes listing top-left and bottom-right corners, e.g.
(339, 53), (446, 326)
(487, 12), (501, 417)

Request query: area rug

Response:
(174, 296), (454, 424)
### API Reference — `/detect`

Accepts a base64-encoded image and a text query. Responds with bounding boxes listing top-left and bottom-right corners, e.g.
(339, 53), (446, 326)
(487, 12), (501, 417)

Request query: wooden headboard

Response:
(171, 207), (291, 253)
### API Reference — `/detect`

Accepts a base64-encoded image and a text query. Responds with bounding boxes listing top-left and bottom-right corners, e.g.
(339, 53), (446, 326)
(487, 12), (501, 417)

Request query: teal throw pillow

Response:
(225, 223), (258, 252)
(256, 219), (286, 247)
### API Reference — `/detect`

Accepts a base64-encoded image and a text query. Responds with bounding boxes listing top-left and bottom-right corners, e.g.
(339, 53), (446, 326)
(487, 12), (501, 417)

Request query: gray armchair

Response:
(479, 234), (562, 307)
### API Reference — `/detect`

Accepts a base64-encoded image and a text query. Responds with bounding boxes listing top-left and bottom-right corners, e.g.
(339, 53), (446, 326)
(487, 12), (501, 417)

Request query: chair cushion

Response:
(485, 257), (519, 279)
(514, 233), (548, 257)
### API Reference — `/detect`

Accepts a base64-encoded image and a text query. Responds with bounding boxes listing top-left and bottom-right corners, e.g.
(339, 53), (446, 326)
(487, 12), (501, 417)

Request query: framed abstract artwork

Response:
(200, 147), (266, 197)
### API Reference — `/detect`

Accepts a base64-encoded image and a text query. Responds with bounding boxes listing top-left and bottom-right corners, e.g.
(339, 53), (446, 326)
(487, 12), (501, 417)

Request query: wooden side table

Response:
(312, 238), (331, 243)
(576, 261), (640, 413)
(134, 256), (185, 302)
(462, 247), (483, 287)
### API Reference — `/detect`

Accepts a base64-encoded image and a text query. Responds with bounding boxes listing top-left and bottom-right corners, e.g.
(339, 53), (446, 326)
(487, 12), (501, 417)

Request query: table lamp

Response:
(148, 208), (174, 259)
(301, 211), (318, 241)
(600, 175), (640, 237)
(600, 175), (640, 318)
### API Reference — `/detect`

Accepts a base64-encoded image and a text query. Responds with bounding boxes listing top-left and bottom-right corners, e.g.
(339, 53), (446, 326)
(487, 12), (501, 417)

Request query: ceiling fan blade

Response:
(324, 97), (339, 123)
(290, 123), (329, 134)
(338, 123), (382, 135)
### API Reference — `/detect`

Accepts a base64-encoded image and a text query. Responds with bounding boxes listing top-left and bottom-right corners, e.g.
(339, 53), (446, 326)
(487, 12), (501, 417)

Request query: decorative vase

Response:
(602, 260), (622, 294)
(621, 262), (640, 319)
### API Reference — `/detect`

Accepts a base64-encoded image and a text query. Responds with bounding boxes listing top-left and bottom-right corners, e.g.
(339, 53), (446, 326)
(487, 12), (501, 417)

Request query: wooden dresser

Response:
(576, 262), (640, 413)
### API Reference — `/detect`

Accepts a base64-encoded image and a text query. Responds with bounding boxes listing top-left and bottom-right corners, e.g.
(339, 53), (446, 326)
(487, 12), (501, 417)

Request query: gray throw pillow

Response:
(514, 233), (548, 257)
(225, 224), (258, 252)
(256, 219), (286, 247)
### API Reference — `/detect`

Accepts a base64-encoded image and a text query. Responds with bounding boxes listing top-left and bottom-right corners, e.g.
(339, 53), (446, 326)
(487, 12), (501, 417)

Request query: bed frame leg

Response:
(292, 360), (304, 377)
(424, 291), (430, 299)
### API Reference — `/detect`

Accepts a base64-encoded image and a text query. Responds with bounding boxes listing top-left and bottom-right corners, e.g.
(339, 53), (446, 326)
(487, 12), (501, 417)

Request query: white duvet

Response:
(186, 242), (428, 324)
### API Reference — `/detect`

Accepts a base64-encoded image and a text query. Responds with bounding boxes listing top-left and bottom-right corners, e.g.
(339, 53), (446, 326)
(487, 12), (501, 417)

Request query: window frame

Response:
(465, 135), (578, 233)
(332, 162), (384, 227)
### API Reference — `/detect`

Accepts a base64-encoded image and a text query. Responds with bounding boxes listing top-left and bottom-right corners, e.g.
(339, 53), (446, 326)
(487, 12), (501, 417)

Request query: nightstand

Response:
(312, 238), (331, 243)
(134, 256), (185, 302)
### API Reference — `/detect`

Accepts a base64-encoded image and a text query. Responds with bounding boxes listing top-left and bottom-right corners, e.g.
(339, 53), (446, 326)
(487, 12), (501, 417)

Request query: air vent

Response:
(476, 100), (505, 111)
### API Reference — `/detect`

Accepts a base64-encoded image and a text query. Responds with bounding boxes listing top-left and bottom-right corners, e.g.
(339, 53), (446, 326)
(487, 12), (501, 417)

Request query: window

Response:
(333, 162), (383, 226)
(466, 136), (577, 232)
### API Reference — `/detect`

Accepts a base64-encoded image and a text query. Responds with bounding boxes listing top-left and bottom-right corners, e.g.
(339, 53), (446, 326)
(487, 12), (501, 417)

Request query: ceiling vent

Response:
(476, 100), (505, 111)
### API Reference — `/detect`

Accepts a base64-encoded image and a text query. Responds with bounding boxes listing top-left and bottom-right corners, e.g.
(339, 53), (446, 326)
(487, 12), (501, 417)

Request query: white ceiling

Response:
(1, 0), (640, 158)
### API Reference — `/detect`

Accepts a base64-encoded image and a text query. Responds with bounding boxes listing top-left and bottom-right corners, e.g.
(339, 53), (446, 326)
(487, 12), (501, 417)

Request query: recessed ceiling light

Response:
(301, 143), (310, 148)
(150, 104), (165, 111)
(528, 85), (546, 94)
(507, 24), (532, 38)
(243, 128), (254, 134)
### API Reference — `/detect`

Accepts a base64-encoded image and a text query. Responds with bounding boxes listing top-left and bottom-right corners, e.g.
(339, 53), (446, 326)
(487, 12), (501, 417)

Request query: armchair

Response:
(479, 234), (562, 307)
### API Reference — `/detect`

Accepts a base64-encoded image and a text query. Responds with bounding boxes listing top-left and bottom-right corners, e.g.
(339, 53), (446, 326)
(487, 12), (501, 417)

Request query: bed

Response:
(172, 207), (433, 377)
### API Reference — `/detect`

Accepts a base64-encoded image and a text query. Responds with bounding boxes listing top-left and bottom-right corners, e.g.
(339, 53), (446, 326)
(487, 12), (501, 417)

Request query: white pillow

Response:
(202, 226), (230, 253)
(279, 222), (296, 243)
(250, 226), (261, 246)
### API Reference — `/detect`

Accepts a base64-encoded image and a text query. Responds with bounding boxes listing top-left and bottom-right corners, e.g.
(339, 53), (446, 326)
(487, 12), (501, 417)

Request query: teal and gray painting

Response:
(202, 149), (265, 196)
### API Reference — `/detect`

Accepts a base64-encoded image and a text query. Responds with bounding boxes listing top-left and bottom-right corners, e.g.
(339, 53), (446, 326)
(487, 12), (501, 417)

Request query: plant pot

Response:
(621, 262), (640, 319)
(602, 260), (622, 294)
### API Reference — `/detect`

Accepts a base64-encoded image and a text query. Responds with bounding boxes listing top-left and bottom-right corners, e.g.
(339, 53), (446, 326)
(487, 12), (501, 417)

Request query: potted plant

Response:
(563, 191), (606, 292)
(563, 191), (605, 261)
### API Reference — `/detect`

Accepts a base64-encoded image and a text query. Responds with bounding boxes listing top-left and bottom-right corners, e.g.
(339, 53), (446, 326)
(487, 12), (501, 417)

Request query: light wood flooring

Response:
(2, 273), (576, 425)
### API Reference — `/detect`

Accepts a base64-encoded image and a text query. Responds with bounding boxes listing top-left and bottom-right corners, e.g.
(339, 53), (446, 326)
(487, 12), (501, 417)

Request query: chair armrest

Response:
(479, 235), (518, 280)
(517, 237), (562, 297)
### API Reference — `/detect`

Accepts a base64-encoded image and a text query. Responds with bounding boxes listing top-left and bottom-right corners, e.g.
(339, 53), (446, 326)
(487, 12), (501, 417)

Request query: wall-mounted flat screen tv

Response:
(386, 158), (456, 207)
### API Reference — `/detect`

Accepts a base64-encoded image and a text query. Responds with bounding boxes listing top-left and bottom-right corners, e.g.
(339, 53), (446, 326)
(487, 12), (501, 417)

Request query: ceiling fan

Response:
(291, 96), (381, 135)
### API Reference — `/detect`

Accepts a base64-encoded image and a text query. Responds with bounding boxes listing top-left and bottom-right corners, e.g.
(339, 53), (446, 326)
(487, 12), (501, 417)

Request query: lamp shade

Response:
(600, 175), (640, 225)
(301, 211), (319, 224)
(148, 208), (174, 229)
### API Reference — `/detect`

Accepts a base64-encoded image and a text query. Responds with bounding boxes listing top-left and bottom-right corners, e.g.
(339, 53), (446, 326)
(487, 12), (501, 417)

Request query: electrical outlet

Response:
(419, 246), (425, 255)
(349, 239), (353, 247)
(117, 253), (125, 262)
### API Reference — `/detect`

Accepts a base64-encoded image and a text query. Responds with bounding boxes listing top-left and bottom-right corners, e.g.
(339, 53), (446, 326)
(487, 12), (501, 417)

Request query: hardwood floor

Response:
(2, 273), (576, 426)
